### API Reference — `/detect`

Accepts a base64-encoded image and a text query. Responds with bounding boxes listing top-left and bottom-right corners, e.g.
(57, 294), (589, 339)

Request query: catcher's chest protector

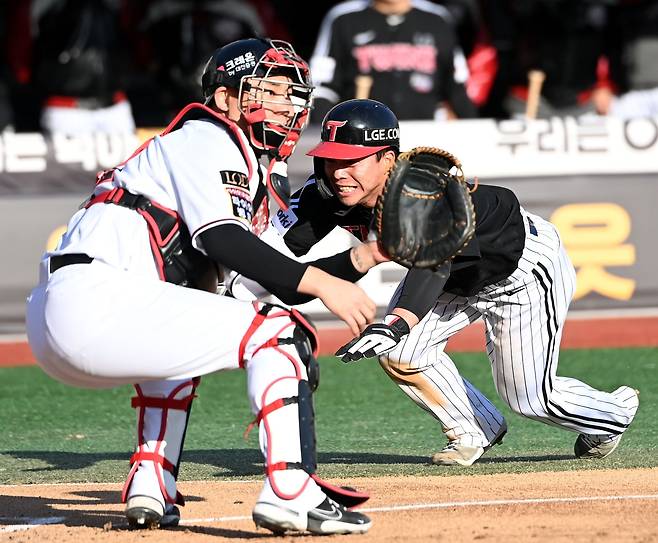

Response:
(84, 185), (214, 288)
(84, 104), (259, 288)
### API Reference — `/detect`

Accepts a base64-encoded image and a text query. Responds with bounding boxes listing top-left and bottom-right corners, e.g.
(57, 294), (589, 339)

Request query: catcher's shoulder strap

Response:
(118, 103), (257, 179)
(81, 103), (261, 287)
(84, 185), (209, 287)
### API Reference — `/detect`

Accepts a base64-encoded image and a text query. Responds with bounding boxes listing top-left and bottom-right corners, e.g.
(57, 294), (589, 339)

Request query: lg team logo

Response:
(364, 127), (399, 142)
(325, 120), (347, 141)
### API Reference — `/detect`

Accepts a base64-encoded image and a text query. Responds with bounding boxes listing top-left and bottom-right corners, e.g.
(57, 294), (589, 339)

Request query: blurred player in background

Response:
(6, 0), (136, 134)
(308, 0), (477, 122)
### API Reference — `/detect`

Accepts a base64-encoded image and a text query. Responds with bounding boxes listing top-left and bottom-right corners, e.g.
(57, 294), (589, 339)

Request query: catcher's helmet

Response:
(202, 38), (270, 101)
(201, 38), (313, 158)
(307, 99), (399, 160)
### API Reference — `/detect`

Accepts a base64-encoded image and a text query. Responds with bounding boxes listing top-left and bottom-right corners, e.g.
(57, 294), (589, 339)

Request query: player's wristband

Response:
(382, 314), (410, 337)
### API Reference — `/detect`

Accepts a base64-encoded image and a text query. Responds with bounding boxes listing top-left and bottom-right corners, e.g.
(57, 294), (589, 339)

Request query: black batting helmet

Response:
(307, 99), (400, 160)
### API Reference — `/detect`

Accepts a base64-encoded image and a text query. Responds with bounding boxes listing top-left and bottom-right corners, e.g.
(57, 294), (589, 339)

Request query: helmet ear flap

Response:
(202, 66), (230, 104)
(313, 157), (334, 199)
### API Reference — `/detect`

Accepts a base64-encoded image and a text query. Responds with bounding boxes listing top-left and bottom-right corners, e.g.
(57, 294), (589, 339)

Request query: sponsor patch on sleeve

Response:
(220, 170), (250, 190)
(271, 207), (298, 234)
(219, 170), (253, 223)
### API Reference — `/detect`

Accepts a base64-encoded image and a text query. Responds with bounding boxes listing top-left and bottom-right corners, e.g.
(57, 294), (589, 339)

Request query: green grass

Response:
(1, 347), (656, 485)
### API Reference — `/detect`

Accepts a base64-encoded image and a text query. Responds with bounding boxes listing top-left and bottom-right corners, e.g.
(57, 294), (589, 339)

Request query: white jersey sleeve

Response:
(119, 118), (260, 256)
(163, 119), (255, 240)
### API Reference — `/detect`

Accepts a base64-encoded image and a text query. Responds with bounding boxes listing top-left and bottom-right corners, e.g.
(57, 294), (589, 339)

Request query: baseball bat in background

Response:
(525, 69), (545, 120)
(355, 75), (373, 100)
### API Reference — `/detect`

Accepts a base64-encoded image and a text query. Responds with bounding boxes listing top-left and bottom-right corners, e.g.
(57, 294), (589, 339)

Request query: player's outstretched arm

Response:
(199, 224), (375, 335)
(350, 240), (390, 273)
(335, 266), (448, 362)
(297, 266), (376, 336)
(228, 238), (390, 306)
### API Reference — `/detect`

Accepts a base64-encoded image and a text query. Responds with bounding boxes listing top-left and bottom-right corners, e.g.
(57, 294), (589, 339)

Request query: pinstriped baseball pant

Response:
(380, 210), (639, 449)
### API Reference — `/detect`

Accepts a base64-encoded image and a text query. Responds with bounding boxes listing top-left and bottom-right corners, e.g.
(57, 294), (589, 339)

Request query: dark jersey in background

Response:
(309, 0), (477, 122)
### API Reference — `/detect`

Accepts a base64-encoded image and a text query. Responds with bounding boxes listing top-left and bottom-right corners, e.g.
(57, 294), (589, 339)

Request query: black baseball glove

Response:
(374, 147), (476, 270)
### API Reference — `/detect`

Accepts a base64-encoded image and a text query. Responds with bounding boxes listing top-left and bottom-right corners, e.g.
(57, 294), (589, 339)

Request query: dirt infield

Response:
(1, 469), (657, 542)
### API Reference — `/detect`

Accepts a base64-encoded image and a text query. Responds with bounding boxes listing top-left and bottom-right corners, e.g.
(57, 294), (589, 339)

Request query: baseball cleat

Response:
(252, 497), (372, 535)
(574, 388), (639, 460)
(432, 423), (507, 466)
(160, 504), (181, 528)
(574, 433), (624, 459)
(126, 495), (163, 529)
(431, 443), (485, 466)
(125, 496), (180, 529)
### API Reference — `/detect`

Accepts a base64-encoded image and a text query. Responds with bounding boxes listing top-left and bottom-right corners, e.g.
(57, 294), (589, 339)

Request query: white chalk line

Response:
(2, 493), (658, 532)
(181, 493), (658, 525)
(0, 479), (258, 489)
(0, 517), (66, 533)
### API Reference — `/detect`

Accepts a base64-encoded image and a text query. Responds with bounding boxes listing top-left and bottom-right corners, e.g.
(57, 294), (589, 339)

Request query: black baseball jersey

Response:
(271, 176), (526, 317)
(309, 0), (477, 121)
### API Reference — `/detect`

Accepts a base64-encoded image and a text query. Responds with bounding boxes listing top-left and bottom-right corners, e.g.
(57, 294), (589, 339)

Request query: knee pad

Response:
(282, 317), (320, 391)
(121, 377), (200, 506)
(242, 303), (319, 389)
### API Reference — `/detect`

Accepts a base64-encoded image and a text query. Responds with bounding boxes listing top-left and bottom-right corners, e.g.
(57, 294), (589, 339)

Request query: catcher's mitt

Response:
(374, 147), (476, 269)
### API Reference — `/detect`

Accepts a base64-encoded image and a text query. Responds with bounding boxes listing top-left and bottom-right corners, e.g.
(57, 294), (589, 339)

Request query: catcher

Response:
(255, 98), (639, 466)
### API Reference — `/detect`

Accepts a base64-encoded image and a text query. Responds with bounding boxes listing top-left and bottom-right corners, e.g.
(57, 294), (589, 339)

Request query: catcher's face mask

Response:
(238, 42), (313, 160)
(241, 43), (313, 211)
(203, 39), (313, 210)
(204, 39), (313, 160)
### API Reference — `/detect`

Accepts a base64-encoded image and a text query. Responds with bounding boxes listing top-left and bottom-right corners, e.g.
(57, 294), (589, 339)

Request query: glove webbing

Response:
(375, 147), (465, 237)
(398, 146), (465, 180)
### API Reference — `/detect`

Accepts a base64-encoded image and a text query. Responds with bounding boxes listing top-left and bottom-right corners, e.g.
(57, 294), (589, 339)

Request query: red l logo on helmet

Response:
(325, 120), (347, 142)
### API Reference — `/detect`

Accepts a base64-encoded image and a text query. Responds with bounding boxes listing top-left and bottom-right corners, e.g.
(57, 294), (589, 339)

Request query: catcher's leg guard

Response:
(122, 377), (200, 529)
(244, 304), (368, 511)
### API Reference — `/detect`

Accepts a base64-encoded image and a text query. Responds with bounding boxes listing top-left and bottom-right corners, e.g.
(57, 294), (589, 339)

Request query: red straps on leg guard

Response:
(238, 303), (319, 368)
(239, 302), (294, 368)
(243, 396), (298, 440)
(121, 378), (199, 505)
(125, 451), (185, 505)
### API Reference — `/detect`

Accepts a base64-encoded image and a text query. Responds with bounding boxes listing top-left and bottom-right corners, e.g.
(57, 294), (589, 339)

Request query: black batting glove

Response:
(335, 315), (410, 363)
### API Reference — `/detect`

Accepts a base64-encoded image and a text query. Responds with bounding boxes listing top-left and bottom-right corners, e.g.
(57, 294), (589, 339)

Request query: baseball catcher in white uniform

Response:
(26, 38), (377, 535)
